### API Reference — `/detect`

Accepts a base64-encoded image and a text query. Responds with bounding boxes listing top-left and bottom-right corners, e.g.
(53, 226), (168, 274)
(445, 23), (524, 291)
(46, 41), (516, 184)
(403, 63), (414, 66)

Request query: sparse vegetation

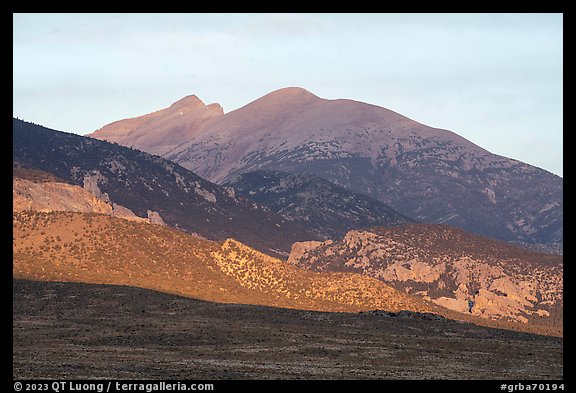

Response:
(13, 279), (563, 380)
(11, 114), (564, 379)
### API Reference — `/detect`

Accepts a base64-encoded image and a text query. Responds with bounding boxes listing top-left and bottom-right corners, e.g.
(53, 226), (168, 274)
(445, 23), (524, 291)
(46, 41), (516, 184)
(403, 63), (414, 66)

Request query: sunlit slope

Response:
(13, 211), (436, 313)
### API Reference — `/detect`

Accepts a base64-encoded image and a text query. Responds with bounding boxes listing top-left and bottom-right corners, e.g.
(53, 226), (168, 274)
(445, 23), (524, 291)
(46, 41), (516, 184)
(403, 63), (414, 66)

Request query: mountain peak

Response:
(169, 95), (206, 109)
(243, 87), (321, 111)
(266, 86), (318, 99)
(273, 86), (313, 94)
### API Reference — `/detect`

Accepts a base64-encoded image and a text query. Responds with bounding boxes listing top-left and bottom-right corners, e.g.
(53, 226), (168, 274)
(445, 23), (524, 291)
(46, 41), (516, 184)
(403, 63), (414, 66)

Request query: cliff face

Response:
(287, 225), (562, 334)
(13, 176), (153, 224)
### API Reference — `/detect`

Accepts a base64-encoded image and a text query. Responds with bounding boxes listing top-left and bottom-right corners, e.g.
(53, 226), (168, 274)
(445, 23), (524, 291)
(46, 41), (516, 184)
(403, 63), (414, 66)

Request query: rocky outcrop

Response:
(13, 177), (147, 223)
(146, 210), (166, 225)
(287, 224), (562, 332)
(212, 238), (444, 313)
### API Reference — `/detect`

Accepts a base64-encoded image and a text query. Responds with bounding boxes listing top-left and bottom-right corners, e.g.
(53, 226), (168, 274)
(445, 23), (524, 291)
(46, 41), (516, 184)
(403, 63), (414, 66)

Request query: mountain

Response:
(224, 170), (415, 240)
(287, 224), (563, 336)
(13, 118), (318, 258)
(89, 87), (562, 246)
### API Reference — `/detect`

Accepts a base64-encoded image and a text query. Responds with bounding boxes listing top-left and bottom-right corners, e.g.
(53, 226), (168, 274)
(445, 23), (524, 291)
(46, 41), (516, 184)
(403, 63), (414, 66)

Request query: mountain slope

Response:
(13, 211), (437, 314)
(288, 224), (563, 335)
(90, 95), (224, 156)
(224, 170), (415, 240)
(14, 211), (559, 336)
(90, 88), (562, 246)
(13, 118), (319, 258)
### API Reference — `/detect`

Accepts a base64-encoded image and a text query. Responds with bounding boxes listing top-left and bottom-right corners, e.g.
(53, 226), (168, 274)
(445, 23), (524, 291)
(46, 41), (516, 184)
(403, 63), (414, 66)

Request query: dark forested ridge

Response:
(13, 118), (317, 258)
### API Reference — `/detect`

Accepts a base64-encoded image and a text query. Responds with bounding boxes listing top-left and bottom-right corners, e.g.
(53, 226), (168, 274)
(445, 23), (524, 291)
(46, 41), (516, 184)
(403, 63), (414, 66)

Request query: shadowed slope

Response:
(13, 279), (563, 379)
(13, 118), (317, 259)
(225, 169), (415, 240)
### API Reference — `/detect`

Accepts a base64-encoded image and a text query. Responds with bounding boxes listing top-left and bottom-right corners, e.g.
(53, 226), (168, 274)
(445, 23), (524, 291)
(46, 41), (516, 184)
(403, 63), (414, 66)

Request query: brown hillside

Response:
(13, 211), (437, 314)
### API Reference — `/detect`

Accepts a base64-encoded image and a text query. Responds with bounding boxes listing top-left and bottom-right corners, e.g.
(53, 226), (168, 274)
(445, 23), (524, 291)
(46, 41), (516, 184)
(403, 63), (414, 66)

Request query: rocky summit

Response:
(90, 95), (224, 156)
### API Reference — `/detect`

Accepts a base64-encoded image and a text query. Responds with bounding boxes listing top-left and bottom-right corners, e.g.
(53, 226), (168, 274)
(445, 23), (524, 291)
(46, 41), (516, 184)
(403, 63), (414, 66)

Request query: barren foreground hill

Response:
(13, 279), (563, 379)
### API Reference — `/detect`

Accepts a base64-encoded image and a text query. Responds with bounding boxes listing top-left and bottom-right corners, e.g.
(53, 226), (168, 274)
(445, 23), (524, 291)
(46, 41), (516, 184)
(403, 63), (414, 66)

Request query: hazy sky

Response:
(13, 13), (563, 177)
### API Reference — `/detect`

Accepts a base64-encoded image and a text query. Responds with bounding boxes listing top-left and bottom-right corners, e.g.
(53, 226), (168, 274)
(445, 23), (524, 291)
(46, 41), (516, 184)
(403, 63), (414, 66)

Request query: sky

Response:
(13, 13), (563, 177)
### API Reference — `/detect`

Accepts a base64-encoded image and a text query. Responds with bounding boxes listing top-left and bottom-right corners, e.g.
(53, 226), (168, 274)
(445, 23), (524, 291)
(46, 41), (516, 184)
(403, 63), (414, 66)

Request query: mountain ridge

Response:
(13, 118), (317, 259)
(91, 95), (223, 156)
